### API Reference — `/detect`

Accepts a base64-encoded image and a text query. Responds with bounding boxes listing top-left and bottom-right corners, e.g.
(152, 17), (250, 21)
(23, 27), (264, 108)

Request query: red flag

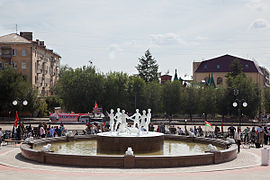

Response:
(94, 102), (98, 109)
(14, 112), (19, 127)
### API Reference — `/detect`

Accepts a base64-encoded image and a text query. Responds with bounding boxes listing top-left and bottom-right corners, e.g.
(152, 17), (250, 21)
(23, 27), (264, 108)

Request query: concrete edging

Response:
(20, 135), (237, 168)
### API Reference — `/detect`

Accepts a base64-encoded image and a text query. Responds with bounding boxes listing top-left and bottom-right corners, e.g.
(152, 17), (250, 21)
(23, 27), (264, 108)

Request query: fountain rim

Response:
(20, 135), (237, 168)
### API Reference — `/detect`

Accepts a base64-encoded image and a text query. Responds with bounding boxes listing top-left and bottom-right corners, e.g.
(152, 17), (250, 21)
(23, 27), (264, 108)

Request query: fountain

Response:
(20, 108), (238, 168)
(97, 108), (164, 154)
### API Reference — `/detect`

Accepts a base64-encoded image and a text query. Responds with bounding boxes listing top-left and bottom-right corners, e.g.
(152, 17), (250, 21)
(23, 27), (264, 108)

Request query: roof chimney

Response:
(20, 32), (33, 41)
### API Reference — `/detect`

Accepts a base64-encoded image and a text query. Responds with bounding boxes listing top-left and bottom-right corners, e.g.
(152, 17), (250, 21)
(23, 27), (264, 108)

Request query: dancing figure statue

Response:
(146, 109), (151, 133)
(109, 109), (115, 132)
(129, 109), (141, 129)
(114, 108), (122, 131)
(140, 110), (147, 131)
(118, 110), (129, 133)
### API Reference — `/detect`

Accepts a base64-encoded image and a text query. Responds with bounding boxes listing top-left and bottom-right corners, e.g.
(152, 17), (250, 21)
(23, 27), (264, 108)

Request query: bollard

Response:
(261, 147), (269, 166)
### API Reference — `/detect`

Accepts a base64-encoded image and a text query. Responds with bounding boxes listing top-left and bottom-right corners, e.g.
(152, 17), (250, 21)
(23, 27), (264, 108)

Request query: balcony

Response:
(36, 69), (42, 74)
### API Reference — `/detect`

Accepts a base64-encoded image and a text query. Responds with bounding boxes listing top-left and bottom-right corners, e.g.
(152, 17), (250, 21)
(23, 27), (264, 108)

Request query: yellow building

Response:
(0, 32), (61, 96)
(193, 54), (269, 88)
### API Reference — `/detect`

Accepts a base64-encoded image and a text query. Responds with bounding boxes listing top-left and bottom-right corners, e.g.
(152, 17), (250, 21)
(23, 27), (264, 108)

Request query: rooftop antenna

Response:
(16, 24), (18, 34)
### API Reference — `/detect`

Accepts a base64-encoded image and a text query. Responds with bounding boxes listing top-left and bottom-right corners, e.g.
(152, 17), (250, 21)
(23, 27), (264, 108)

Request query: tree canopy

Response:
(136, 49), (159, 82)
(0, 67), (39, 116)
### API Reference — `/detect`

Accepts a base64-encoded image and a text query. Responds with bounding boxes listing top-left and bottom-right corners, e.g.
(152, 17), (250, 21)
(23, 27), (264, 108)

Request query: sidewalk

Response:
(0, 144), (270, 179)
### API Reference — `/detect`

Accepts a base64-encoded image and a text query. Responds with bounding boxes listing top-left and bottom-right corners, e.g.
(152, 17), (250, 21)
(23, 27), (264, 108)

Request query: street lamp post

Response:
(232, 99), (248, 127)
(12, 99), (28, 123)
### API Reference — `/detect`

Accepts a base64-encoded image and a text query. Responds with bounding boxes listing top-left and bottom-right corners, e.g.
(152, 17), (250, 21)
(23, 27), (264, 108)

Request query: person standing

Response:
(0, 128), (3, 145)
(49, 126), (55, 137)
(40, 125), (45, 138)
(264, 127), (268, 145)
(244, 127), (250, 144)
(259, 128), (264, 147)
(234, 127), (241, 153)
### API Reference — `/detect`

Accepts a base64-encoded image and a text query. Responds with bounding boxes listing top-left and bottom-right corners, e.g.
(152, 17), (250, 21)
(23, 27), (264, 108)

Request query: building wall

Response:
(194, 71), (264, 88)
(193, 62), (201, 76)
(32, 44), (60, 96)
(0, 43), (32, 82)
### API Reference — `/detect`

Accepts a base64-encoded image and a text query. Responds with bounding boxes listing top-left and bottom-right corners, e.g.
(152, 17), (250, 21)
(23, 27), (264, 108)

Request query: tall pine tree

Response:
(136, 49), (159, 82)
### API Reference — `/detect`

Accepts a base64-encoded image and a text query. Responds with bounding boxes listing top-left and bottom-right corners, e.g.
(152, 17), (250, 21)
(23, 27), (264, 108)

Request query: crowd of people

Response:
(228, 125), (270, 147)
(1, 120), (270, 152)
(0, 122), (68, 141)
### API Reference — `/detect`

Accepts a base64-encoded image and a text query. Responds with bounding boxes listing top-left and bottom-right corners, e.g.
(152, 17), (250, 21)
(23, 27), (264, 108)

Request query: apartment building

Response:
(0, 32), (61, 96)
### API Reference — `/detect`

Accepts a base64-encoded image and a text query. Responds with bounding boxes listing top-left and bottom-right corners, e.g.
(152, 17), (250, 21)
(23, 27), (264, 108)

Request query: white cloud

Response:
(196, 36), (208, 41)
(250, 18), (270, 29)
(108, 44), (122, 60)
(246, 0), (264, 11)
(150, 33), (186, 46)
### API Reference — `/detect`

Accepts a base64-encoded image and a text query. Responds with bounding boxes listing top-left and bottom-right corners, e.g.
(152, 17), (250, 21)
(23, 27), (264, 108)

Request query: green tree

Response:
(228, 59), (243, 78)
(226, 74), (261, 118)
(45, 96), (62, 113)
(162, 81), (182, 117)
(55, 65), (104, 112)
(182, 84), (200, 120)
(103, 72), (129, 111)
(216, 87), (228, 121)
(199, 86), (217, 120)
(126, 76), (146, 112)
(38, 98), (49, 117)
(136, 49), (159, 82)
(0, 67), (39, 117)
(264, 87), (270, 114)
(145, 81), (162, 113)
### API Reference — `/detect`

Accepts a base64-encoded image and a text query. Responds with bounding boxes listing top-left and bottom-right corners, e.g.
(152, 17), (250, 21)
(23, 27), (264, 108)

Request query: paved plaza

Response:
(0, 143), (270, 180)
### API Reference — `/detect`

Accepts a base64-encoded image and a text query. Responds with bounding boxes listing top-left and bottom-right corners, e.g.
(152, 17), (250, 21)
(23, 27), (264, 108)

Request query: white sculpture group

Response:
(109, 108), (151, 134)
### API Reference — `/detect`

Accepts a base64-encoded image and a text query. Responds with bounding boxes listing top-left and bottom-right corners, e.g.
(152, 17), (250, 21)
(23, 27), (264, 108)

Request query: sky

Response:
(0, 0), (269, 78)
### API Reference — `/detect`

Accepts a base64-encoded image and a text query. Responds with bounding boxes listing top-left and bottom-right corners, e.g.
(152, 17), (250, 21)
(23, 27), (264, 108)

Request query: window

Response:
(3, 49), (10, 55)
(217, 77), (223, 85)
(245, 64), (249, 69)
(0, 61), (2, 69)
(12, 49), (17, 56)
(22, 49), (27, 56)
(217, 64), (220, 69)
(22, 62), (27, 69)
(203, 64), (207, 70)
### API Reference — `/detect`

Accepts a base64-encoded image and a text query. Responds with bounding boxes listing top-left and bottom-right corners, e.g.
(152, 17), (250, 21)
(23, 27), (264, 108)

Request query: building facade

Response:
(160, 74), (172, 84)
(193, 54), (269, 89)
(0, 32), (61, 96)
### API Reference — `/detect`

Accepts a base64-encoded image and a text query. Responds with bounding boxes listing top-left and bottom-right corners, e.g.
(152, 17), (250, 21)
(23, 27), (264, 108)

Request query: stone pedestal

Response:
(97, 132), (164, 154)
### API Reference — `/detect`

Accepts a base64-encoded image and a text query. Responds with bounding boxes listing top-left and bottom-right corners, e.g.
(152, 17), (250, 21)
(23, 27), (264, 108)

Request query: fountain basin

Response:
(20, 135), (237, 168)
